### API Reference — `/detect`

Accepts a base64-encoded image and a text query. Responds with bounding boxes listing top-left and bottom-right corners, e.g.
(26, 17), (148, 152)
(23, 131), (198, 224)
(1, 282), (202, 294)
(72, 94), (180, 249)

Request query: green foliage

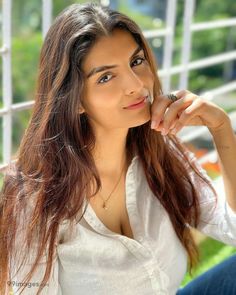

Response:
(194, 0), (236, 22)
(118, 0), (163, 31)
(52, 0), (96, 17)
(0, 33), (41, 161)
(12, 109), (33, 157)
(181, 237), (236, 287)
(12, 0), (42, 35)
(12, 33), (42, 103)
(173, 0), (236, 92)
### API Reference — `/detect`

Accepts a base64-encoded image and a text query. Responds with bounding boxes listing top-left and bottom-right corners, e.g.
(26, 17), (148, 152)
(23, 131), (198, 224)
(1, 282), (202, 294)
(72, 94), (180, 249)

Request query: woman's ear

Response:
(78, 101), (86, 114)
(78, 106), (85, 114)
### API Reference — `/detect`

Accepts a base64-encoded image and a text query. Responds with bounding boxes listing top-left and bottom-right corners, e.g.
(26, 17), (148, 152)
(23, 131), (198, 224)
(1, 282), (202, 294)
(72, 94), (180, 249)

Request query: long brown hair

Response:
(0, 3), (217, 294)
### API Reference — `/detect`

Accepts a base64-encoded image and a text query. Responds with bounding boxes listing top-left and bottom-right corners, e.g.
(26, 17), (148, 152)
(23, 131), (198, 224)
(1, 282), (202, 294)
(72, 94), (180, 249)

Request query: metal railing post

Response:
(162, 0), (177, 93)
(179, 0), (195, 90)
(42, 0), (52, 38)
(2, 0), (12, 164)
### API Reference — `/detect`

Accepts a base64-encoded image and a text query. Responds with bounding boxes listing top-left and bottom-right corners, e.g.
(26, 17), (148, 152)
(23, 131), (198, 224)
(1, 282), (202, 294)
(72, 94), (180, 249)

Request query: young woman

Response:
(1, 3), (236, 295)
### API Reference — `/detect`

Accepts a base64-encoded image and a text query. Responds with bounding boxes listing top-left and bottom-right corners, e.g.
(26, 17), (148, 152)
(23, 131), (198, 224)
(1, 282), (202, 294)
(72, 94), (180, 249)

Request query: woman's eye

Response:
(131, 56), (145, 67)
(98, 73), (113, 84)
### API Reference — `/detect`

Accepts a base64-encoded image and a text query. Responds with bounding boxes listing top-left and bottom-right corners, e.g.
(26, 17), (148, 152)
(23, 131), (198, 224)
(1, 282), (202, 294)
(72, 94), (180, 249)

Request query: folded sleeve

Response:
(184, 149), (236, 246)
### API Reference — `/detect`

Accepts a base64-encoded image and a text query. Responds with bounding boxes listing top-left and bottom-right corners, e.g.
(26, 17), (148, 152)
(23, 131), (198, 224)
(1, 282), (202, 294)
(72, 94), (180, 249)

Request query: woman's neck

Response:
(91, 128), (132, 177)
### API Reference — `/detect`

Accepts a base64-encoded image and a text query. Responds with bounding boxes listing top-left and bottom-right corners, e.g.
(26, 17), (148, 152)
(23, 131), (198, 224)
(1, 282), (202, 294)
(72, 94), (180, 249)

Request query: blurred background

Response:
(1, 0), (236, 288)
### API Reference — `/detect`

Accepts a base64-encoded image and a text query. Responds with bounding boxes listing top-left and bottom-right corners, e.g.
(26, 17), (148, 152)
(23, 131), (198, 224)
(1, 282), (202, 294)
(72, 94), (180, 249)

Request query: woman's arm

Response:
(150, 90), (236, 244)
(182, 148), (236, 246)
(209, 118), (236, 213)
(150, 90), (236, 213)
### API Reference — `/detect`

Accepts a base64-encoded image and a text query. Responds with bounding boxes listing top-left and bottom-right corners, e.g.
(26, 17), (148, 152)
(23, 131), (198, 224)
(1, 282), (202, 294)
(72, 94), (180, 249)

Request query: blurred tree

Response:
(12, 0), (42, 35)
(12, 33), (42, 103)
(172, 0), (236, 92)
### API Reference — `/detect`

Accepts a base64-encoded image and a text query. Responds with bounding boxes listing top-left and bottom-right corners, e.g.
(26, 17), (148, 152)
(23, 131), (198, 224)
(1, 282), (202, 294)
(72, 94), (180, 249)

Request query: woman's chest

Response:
(88, 182), (134, 239)
(58, 205), (188, 295)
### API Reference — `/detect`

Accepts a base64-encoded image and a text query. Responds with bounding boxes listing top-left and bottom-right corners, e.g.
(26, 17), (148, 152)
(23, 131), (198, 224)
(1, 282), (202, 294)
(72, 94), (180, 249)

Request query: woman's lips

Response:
(124, 96), (148, 110)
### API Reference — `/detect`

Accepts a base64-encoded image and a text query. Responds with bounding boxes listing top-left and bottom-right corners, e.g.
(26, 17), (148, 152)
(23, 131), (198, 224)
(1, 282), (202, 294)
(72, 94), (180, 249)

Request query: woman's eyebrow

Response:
(86, 45), (143, 79)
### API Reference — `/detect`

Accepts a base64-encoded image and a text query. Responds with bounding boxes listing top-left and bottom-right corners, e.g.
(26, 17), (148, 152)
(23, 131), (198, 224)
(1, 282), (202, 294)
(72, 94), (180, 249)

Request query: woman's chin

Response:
(129, 114), (151, 128)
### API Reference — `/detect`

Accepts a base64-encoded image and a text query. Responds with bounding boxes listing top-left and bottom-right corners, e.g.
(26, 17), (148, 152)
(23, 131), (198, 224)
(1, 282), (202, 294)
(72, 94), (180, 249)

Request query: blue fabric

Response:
(176, 254), (236, 295)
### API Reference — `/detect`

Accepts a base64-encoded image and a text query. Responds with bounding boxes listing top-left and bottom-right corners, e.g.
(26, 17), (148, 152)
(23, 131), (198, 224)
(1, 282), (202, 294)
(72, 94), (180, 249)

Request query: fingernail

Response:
(151, 120), (157, 129)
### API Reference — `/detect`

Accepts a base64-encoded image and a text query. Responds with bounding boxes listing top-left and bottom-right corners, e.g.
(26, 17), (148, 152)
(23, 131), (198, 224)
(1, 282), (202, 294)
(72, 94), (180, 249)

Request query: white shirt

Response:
(12, 150), (236, 295)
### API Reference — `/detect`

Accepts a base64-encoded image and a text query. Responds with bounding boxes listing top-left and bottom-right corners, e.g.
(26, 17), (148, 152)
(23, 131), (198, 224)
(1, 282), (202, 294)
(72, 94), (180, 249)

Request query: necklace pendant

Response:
(102, 202), (108, 210)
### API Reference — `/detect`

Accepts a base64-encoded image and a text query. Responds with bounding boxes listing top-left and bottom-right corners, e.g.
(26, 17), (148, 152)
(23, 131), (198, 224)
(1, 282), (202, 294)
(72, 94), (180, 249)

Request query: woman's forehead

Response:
(82, 29), (140, 71)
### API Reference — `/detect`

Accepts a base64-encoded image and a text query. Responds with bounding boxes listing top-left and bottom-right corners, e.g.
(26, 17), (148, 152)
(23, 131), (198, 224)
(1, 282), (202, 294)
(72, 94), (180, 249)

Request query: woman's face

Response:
(81, 28), (155, 131)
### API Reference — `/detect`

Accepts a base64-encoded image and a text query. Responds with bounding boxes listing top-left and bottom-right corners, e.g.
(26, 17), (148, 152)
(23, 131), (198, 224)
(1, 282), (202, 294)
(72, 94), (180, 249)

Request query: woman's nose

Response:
(124, 70), (144, 96)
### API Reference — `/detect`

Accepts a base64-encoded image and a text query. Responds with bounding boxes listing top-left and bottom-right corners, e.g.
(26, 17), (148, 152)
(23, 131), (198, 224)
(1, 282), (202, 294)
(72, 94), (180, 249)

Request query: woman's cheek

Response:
(143, 67), (155, 87)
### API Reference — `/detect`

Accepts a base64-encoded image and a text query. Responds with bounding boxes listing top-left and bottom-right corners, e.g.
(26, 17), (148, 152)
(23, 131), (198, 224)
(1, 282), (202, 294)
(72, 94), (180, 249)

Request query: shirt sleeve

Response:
(9, 201), (62, 295)
(10, 246), (62, 295)
(184, 149), (236, 246)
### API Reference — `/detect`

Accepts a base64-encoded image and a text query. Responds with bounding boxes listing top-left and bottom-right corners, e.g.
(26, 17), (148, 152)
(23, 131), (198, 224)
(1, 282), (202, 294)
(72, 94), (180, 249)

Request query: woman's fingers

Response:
(150, 94), (173, 129)
(151, 91), (196, 134)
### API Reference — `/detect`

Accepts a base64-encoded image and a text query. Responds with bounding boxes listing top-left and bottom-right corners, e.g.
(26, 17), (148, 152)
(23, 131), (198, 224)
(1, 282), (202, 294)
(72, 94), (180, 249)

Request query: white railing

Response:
(191, 18), (236, 31)
(158, 51), (236, 76)
(0, 0), (235, 174)
(42, 0), (52, 38)
(179, 0), (195, 90)
(1, 0), (12, 166)
(161, 0), (177, 93)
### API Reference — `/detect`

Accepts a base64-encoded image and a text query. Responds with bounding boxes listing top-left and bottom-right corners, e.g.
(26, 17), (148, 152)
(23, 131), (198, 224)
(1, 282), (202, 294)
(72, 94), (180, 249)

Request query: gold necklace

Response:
(98, 161), (126, 210)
